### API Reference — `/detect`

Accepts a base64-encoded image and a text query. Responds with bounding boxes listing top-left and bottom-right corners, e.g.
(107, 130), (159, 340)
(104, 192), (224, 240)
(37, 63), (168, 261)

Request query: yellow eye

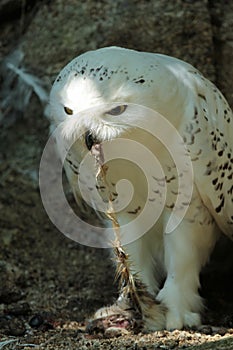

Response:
(64, 106), (73, 115)
(107, 105), (127, 116)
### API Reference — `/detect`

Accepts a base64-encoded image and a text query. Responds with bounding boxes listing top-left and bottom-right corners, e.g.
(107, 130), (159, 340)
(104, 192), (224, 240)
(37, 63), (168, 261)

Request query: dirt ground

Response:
(0, 1), (233, 349)
(0, 99), (233, 349)
(0, 77), (233, 349)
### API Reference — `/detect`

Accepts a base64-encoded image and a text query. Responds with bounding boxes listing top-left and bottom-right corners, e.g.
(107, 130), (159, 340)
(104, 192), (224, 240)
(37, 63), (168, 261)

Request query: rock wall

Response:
(208, 0), (233, 107)
(22, 0), (216, 81)
(1, 0), (232, 106)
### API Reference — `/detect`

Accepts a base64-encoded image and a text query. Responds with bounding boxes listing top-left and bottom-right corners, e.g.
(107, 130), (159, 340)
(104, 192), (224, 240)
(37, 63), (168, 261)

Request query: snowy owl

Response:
(49, 47), (233, 332)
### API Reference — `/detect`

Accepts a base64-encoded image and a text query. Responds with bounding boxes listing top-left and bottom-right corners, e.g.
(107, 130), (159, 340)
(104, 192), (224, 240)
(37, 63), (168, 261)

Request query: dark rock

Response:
(29, 314), (44, 328)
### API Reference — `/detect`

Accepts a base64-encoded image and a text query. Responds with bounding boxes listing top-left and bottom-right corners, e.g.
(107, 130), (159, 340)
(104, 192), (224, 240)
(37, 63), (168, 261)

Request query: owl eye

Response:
(64, 106), (73, 115)
(107, 105), (127, 116)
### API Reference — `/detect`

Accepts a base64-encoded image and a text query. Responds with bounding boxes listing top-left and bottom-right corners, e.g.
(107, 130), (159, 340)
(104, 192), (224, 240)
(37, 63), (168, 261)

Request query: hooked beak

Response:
(85, 131), (96, 150)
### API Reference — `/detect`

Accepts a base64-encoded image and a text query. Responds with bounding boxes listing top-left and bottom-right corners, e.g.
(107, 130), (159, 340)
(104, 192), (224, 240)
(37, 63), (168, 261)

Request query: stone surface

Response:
(21, 0), (215, 81)
(209, 0), (233, 107)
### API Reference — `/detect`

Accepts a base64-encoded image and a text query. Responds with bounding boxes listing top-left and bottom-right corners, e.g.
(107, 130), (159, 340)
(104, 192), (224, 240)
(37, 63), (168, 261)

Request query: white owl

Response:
(49, 47), (233, 332)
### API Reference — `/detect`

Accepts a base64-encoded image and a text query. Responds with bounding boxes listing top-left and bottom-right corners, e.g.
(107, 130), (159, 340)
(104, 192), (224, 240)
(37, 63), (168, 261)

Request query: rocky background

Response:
(0, 0), (233, 349)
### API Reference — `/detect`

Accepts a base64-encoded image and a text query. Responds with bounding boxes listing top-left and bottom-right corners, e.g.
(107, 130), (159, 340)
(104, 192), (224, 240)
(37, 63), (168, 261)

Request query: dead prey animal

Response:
(86, 143), (166, 335)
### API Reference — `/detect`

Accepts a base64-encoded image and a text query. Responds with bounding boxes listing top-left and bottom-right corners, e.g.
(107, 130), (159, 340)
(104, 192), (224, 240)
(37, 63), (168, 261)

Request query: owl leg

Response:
(123, 233), (163, 295)
(156, 218), (218, 330)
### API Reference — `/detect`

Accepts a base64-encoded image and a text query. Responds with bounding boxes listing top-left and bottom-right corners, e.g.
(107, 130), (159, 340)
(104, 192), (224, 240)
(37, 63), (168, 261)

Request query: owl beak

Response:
(85, 131), (96, 150)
